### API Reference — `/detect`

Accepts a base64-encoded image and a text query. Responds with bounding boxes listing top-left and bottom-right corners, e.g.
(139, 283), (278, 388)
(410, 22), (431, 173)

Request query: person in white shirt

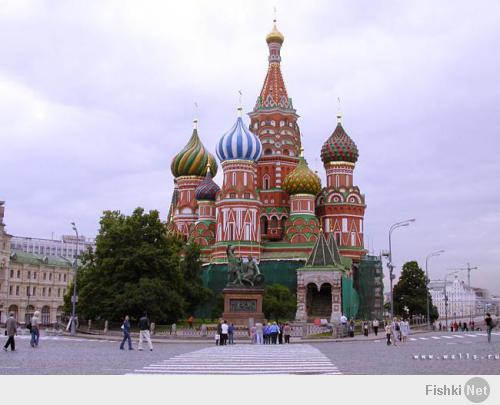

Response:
(221, 320), (229, 346)
(372, 319), (380, 336)
(400, 319), (410, 343)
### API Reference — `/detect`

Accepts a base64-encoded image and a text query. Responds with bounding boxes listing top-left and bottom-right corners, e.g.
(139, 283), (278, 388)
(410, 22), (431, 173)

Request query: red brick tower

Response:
(248, 20), (301, 241)
(317, 112), (366, 263)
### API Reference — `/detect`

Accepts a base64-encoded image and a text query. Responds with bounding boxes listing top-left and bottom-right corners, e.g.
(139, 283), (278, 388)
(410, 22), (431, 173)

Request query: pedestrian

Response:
(400, 318), (410, 343)
(470, 320), (475, 331)
(138, 312), (153, 351)
(119, 315), (133, 350)
(340, 314), (348, 337)
(255, 322), (263, 344)
(278, 323), (284, 344)
(3, 312), (17, 352)
(372, 319), (379, 336)
(170, 323), (177, 336)
(270, 322), (279, 344)
(391, 317), (399, 346)
(188, 316), (194, 329)
(463, 322), (468, 332)
(438, 321), (442, 331)
(284, 323), (291, 343)
(348, 320), (355, 337)
(363, 321), (369, 337)
(221, 320), (229, 345)
(485, 313), (493, 343)
(30, 311), (41, 348)
(228, 323), (235, 345)
(385, 322), (392, 346)
(250, 325), (257, 344)
(215, 320), (222, 346)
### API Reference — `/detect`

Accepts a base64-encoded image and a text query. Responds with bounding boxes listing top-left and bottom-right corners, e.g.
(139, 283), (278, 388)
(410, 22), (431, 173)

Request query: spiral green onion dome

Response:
(171, 121), (218, 178)
(321, 121), (359, 164)
(283, 152), (321, 195)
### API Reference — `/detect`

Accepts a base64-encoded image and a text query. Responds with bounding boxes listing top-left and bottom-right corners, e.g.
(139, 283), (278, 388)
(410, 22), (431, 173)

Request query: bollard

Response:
(103, 320), (108, 334)
(88, 319), (91, 331)
(150, 322), (155, 335)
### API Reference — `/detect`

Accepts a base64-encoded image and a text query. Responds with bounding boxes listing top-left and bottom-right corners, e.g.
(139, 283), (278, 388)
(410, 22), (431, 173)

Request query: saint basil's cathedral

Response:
(167, 21), (382, 322)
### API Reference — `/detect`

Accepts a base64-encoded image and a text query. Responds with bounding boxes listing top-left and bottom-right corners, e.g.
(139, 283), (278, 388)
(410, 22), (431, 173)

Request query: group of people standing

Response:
(215, 320), (235, 345)
(249, 321), (292, 344)
(384, 317), (411, 346)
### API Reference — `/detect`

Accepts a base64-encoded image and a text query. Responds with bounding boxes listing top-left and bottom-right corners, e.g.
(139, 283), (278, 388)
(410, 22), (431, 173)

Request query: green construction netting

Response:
(342, 276), (359, 319)
(355, 255), (384, 320)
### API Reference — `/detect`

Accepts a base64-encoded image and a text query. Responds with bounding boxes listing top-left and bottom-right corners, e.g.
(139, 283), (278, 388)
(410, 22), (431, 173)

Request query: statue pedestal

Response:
(222, 287), (265, 326)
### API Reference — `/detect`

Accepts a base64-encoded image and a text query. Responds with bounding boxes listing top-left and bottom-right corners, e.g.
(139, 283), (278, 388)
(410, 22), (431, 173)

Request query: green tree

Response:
(393, 261), (439, 322)
(263, 284), (296, 321)
(67, 208), (209, 324)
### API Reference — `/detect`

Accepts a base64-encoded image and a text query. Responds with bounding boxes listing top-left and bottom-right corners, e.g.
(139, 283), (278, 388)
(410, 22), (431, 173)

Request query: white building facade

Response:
(429, 277), (479, 321)
(11, 234), (95, 260)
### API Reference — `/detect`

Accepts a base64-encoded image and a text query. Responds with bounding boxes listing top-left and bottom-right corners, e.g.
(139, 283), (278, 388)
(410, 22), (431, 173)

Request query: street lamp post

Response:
(70, 222), (79, 336)
(388, 218), (415, 318)
(425, 249), (445, 330)
(444, 270), (460, 330)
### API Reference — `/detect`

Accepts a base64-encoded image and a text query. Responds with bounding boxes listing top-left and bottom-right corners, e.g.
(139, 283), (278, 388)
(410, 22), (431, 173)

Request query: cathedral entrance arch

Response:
(306, 283), (332, 318)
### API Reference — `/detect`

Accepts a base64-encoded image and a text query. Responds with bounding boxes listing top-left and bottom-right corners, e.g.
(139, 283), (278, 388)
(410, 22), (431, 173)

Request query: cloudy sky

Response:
(1, 0), (499, 294)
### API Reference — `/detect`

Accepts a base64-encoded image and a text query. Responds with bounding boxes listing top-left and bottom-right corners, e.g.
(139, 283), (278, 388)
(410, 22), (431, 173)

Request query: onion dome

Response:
(321, 114), (359, 164)
(283, 150), (322, 195)
(216, 108), (262, 162)
(266, 21), (284, 44)
(195, 164), (220, 201)
(171, 120), (218, 178)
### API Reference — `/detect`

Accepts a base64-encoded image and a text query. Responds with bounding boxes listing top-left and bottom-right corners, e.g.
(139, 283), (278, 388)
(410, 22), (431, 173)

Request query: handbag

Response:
(215, 334), (220, 340)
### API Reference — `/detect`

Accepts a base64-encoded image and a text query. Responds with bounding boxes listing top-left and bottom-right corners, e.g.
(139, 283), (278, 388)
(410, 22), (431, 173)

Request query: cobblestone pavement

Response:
(1, 331), (498, 375)
(314, 331), (500, 375)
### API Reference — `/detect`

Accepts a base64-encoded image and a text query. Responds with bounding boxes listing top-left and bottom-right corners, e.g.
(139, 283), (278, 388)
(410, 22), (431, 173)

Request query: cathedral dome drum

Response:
(283, 153), (321, 195)
(195, 166), (220, 201)
(171, 122), (218, 178)
(216, 108), (262, 162)
(320, 122), (359, 164)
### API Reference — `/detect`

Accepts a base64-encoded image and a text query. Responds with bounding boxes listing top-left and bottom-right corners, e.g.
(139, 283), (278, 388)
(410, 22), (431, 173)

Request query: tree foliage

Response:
(393, 261), (439, 322)
(263, 284), (296, 321)
(65, 208), (211, 323)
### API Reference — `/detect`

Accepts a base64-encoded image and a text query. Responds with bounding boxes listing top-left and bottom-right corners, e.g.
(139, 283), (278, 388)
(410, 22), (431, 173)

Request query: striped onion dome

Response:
(195, 165), (220, 201)
(216, 108), (262, 162)
(283, 152), (321, 195)
(171, 120), (218, 178)
(321, 119), (359, 164)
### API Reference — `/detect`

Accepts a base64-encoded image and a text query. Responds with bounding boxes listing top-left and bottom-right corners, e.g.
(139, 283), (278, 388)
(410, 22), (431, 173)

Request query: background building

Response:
(10, 234), (94, 260)
(0, 202), (74, 325)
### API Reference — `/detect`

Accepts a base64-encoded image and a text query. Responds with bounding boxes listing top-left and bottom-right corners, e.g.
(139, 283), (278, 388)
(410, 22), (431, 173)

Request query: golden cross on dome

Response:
(273, 6), (277, 23)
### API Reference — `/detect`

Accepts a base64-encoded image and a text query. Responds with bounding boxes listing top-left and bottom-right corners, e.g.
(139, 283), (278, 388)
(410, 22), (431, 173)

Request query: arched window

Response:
(270, 216), (278, 228)
(41, 306), (50, 325)
(260, 217), (268, 234)
(280, 216), (287, 229)
(25, 305), (35, 324)
(282, 149), (290, 156)
(263, 175), (271, 190)
(264, 148), (272, 156)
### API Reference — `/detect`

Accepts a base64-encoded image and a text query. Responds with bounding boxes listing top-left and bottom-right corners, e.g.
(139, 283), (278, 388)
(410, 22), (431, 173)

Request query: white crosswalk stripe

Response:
(130, 344), (342, 375)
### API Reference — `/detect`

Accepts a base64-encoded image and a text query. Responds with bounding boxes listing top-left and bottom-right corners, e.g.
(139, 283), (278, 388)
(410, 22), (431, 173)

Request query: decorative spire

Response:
(193, 118), (198, 130)
(336, 97), (342, 124)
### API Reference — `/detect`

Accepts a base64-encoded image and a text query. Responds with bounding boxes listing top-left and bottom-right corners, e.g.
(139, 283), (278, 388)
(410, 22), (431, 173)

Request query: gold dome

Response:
(266, 23), (284, 44)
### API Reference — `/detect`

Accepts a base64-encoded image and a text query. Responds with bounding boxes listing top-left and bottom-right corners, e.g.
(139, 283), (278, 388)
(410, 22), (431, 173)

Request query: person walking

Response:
(215, 320), (222, 346)
(3, 312), (17, 352)
(120, 315), (133, 350)
(250, 325), (257, 344)
(255, 322), (263, 344)
(470, 320), (475, 331)
(340, 314), (348, 338)
(400, 318), (410, 343)
(372, 319), (379, 336)
(438, 322), (442, 331)
(391, 317), (399, 346)
(220, 320), (229, 346)
(138, 312), (153, 351)
(270, 322), (279, 344)
(363, 321), (369, 337)
(263, 323), (269, 344)
(385, 322), (392, 346)
(278, 323), (284, 344)
(30, 311), (41, 348)
(228, 323), (235, 345)
(170, 323), (177, 336)
(284, 323), (291, 344)
(348, 320), (355, 338)
(485, 313), (493, 343)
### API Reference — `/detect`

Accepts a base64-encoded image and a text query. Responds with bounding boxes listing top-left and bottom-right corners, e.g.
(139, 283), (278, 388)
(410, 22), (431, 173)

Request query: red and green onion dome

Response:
(195, 166), (220, 201)
(321, 122), (359, 164)
(283, 155), (321, 196)
(171, 125), (218, 178)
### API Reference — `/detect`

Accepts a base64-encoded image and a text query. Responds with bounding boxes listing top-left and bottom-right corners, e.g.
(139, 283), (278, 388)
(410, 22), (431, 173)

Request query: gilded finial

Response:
(237, 90), (243, 117)
(300, 147), (304, 157)
(193, 102), (199, 129)
(193, 118), (198, 130)
(336, 97), (342, 124)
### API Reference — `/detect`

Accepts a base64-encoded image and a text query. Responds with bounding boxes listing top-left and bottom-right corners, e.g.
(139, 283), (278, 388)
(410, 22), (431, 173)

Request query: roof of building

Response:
(171, 120), (218, 178)
(10, 249), (73, 268)
(195, 165), (220, 201)
(327, 233), (342, 264)
(216, 109), (262, 162)
(305, 232), (341, 269)
(321, 119), (359, 164)
(282, 154), (321, 195)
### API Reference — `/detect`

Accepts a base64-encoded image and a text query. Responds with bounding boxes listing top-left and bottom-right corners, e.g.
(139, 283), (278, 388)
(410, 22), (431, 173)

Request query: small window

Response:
(229, 193), (236, 199)
(33, 287), (36, 296)
(64, 274), (67, 282)
(10, 269), (13, 278)
(264, 148), (272, 156)
(28, 271), (31, 279)
(43, 273), (46, 280)
(16, 286), (19, 296)
(17, 270), (20, 278)
(49, 273), (52, 281)
(244, 193), (251, 199)
(9, 285), (12, 295)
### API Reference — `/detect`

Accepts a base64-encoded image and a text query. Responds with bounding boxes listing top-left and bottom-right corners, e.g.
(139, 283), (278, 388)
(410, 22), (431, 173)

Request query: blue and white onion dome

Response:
(216, 107), (262, 162)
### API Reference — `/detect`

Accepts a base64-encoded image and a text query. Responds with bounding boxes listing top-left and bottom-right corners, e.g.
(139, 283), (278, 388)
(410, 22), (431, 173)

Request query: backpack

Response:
(26, 322), (32, 331)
